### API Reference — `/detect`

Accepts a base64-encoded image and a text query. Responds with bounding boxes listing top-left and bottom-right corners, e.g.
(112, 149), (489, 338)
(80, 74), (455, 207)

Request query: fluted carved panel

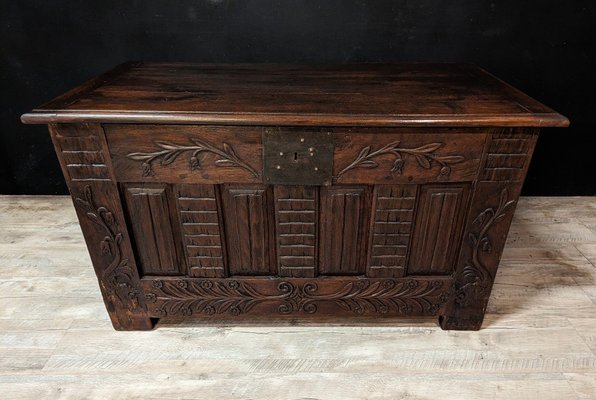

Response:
(221, 185), (275, 275)
(408, 184), (470, 275)
(123, 184), (183, 275)
(319, 186), (371, 275)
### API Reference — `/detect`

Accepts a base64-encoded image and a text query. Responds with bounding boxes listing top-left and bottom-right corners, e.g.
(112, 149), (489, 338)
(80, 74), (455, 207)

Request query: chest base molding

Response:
(142, 276), (451, 319)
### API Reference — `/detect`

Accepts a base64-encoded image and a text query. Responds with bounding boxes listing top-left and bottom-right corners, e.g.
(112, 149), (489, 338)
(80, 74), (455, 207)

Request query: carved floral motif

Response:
(335, 141), (465, 181)
(126, 139), (259, 178)
(74, 186), (143, 312)
(454, 188), (515, 306)
(145, 279), (449, 317)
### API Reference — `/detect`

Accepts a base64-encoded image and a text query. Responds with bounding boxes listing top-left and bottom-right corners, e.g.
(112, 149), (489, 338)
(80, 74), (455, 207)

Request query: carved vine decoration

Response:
(334, 141), (465, 182)
(74, 186), (143, 312)
(454, 188), (515, 307)
(145, 279), (449, 317)
(126, 139), (260, 178)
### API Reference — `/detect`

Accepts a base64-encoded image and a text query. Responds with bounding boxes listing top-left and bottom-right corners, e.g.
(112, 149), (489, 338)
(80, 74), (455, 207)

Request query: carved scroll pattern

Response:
(145, 279), (449, 317)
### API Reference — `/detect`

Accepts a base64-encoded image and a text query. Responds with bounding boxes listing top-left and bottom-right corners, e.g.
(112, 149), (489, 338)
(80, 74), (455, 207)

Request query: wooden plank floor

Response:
(1, 196), (595, 399)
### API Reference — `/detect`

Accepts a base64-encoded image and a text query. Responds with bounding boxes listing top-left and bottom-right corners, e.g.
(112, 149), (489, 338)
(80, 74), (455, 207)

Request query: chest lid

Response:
(22, 62), (568, 128)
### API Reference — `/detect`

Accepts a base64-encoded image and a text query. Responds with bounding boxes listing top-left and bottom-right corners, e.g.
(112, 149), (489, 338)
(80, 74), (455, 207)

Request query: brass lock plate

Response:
(263, 128), (334, 186)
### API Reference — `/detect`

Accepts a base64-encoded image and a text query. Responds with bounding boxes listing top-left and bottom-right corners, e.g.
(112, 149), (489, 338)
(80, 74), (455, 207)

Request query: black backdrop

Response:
(2, 1), (594, 195)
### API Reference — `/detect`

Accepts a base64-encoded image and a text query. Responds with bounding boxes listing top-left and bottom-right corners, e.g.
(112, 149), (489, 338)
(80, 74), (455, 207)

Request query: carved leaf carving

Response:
(415, 154), (431, 169)
(413, 143), (442, 153)
(359, 160), (379, 168)
(161, 150), (182, 165)
(74, 186), (143, 313)
(126, 138), (259, 178)
(357, 146), (371, 159)
(127, 153), (154, 161)
(335, 141), (465, 181)
(214, 159), (238, 167)
(454, 188), (516, 306)
(222, 142), (238, 158)
(154, 141), (180, 150)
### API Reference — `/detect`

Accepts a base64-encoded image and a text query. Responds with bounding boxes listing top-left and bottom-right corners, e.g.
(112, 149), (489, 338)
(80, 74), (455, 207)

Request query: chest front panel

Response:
(99, 124), (513, 280)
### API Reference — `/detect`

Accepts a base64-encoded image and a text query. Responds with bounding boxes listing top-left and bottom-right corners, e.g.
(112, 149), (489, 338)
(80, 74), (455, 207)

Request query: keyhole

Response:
(293, 152), (298, 161)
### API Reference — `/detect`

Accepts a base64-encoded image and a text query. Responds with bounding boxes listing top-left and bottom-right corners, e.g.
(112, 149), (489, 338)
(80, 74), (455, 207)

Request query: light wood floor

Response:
(1, 196), (596, 399)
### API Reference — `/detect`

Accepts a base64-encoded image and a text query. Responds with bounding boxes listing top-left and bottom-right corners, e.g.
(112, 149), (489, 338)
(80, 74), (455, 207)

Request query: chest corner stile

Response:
(21, 63), (569, 331)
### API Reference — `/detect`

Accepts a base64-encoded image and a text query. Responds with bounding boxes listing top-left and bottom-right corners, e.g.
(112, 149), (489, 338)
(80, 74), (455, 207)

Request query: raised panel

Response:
(221, 185), (275, 275)
(367, 185), (417, 278)
(407, 184), (470, 275)
(122, 184), (183, 275)
(274, 186), (318, 277)
(319, 186), (371, 275)
(175, 184), (226, 278)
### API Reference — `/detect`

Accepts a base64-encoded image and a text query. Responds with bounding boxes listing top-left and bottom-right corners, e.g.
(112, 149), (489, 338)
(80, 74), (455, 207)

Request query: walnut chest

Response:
(22, 63), (568, 330)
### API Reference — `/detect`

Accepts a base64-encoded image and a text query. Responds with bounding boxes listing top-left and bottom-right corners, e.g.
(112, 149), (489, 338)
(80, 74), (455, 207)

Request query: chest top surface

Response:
(21, 62), (568, 128)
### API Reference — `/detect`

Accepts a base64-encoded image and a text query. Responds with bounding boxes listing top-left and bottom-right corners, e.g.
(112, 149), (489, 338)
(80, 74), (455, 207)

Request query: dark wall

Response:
(2, 1), (594, 195)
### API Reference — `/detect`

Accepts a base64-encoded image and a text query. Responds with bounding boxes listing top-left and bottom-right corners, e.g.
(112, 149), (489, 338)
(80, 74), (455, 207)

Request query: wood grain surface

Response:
(21, 63), (569, 127)
(1, 195), (595, 399)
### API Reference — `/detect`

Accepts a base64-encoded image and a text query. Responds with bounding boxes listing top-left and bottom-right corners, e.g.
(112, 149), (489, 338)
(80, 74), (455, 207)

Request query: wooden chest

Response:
(22, 63), (568, 330)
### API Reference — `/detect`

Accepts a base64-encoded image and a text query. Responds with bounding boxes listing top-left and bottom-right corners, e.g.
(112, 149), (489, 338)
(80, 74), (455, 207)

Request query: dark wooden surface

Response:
(25, 64), (568, 331)
(21, 63), (568, 127)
